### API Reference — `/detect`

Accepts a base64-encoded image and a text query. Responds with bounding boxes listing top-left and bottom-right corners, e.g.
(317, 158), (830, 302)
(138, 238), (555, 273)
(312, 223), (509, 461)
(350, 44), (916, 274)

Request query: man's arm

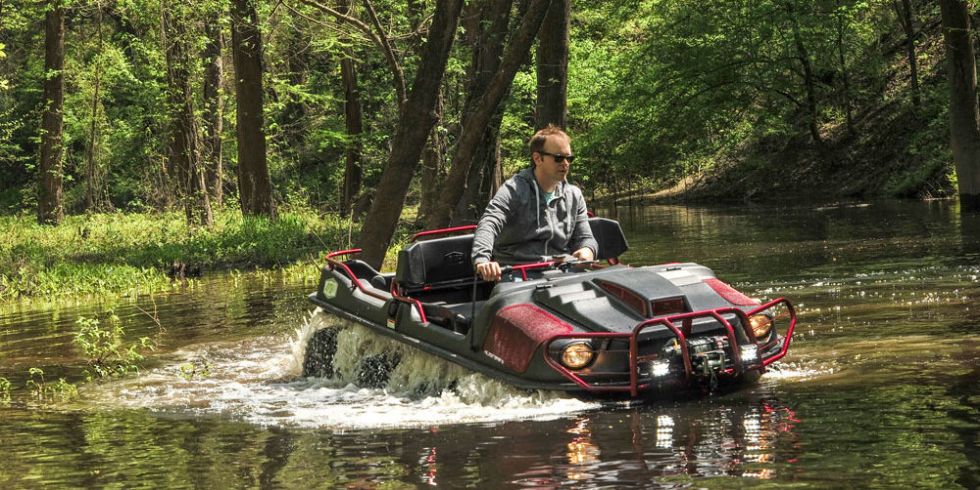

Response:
(472, 183), (517, 280)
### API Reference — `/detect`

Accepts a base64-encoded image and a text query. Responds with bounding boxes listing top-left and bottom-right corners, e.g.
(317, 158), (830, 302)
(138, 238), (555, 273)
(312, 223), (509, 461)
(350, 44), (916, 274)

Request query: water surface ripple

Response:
(1, 200), (977, 488)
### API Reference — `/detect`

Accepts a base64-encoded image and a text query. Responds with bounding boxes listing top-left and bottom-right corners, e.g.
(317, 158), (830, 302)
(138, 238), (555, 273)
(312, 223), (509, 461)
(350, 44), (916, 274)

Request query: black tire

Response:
(356, 352), (402, 388)
(302, 327), (340, 378)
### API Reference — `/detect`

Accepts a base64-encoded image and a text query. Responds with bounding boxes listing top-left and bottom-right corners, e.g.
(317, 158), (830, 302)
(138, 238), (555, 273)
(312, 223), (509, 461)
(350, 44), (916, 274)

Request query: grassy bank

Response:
(0, 207), (384, 302)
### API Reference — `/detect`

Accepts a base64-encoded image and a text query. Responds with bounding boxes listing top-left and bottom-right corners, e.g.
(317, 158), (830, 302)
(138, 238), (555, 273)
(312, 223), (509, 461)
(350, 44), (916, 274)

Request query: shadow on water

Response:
(1, 199), (978, 488)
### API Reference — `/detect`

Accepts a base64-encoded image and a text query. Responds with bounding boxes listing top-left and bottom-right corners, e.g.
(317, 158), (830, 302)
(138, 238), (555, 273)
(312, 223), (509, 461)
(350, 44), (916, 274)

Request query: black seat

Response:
(395, 234), (475, 292)
(588, 217), (629, 260)
(343, 259), (391, 291)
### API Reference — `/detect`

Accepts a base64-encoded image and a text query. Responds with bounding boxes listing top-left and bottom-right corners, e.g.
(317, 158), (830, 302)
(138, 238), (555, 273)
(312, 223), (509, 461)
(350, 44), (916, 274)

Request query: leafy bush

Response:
(26, 368), (78, 402)
(73, 312), (153, 380)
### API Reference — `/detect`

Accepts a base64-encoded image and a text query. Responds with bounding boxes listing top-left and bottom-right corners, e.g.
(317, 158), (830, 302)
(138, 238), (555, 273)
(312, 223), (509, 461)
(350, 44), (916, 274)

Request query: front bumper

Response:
(542, 298), (797, 397)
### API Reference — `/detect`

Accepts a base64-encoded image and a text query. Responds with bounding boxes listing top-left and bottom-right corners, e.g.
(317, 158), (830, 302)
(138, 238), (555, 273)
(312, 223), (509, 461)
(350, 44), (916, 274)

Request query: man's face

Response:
(533, 135), (573, 185)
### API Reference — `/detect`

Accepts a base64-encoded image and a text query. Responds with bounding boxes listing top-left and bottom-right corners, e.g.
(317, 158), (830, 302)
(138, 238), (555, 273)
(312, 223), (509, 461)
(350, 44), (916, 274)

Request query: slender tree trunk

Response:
(163, 5), (213, 226)
(357, 0), (464, 268)
(231, 0), (275, 217)
(339, 0), (362, 216)
(939, 0), (980, 209)
(430, 0), (553, 229)
(417, 94), (444, 226)
(85, 3), (104, 211)
(895, 0), (921, 109)
(38, 4), (65, 225)
(202, 13), (224, 206)
(454, 109), (505, 224)
(413, 0), (448, 227)
(535, 0), (568, 129)
(279, 28), (310, 153)
(835, 3), (854, 134)
(340, 54), (363, 216)
(792, 21), (822, 145)
(473, 128), (505, 214)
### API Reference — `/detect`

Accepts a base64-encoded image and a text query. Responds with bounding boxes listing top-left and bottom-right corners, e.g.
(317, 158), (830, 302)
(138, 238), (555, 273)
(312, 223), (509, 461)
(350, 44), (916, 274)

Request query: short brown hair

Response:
(528, 125), (570, 157)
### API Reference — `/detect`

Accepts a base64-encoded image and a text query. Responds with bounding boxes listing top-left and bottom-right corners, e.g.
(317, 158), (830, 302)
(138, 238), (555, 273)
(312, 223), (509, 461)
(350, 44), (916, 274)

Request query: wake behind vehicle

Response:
(307, 218), (796, 398)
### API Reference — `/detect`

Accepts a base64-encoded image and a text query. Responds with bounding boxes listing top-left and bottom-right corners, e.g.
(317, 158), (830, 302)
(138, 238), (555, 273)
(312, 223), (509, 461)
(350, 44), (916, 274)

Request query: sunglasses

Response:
(538, 151), (576, 164)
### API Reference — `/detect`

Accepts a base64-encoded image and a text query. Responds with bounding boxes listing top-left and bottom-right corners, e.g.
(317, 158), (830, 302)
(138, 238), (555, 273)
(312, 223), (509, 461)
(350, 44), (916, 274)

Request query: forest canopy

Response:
(2, 0), (979, 240)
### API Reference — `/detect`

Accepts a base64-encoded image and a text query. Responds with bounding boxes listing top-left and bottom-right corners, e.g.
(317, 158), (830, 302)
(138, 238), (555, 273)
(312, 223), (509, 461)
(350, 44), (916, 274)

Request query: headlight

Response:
(561, 342), (595, 369)
(748, 314), (773, 339)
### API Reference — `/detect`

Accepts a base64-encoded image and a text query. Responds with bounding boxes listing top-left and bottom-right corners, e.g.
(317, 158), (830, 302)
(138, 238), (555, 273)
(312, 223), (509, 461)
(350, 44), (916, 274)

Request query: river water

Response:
(1, 200), (977, 488)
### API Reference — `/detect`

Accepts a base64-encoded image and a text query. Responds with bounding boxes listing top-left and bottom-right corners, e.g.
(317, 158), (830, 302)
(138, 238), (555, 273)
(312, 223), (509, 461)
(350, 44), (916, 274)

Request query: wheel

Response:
(302, 327), (340, 378)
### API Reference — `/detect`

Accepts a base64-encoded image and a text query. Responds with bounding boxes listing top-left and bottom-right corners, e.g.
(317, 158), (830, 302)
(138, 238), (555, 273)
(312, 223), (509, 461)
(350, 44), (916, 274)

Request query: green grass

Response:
(0, 206), (378, 301)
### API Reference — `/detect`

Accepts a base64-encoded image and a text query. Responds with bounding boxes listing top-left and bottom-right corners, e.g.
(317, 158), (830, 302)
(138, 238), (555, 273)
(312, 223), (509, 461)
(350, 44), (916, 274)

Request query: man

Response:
(472, 125), (597, 281)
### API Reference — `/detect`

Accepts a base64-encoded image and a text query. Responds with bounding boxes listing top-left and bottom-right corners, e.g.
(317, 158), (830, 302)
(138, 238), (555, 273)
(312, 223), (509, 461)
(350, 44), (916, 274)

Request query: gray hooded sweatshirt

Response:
(472, 167), (598, 266)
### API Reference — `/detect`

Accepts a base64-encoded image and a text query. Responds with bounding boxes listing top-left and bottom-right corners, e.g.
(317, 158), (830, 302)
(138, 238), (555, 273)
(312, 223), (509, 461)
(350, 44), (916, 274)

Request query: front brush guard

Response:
(543, 298), (797, 397)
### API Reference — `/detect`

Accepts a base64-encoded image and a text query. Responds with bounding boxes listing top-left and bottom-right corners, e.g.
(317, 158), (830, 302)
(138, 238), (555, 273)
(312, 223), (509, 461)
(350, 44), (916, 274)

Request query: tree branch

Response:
(361, 0), (406, 107)
(294, 0), (405, 108)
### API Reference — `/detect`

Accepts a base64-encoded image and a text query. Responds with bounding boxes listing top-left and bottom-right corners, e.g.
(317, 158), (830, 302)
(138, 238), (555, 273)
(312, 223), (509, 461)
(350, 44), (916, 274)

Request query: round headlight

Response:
(748, 314), (773, 339)
(561, 342), (594, 369)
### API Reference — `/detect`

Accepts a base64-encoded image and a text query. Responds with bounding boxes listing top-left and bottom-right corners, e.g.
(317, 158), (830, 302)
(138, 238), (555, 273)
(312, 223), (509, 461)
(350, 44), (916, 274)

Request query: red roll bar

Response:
(411, 225), (477, 242)
(323, 248), (389, 302)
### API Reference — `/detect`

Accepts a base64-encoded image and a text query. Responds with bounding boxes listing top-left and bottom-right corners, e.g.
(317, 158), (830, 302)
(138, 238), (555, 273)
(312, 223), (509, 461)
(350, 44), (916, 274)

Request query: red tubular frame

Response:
(323, 248), (428, 322)
(390, 280), (428, 324)
(542, 297), (797, 397)
(506, 260), (561, 280)
(323, 249), (389, 302)
(411, 225), (477, 242)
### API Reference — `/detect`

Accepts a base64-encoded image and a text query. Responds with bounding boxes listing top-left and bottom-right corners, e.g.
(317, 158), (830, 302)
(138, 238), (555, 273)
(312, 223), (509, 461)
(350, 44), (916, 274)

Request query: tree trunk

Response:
(85, 4), (104, 211)
(835, 2), (854, 134)
(453, 109), (505, 224)
(417, 94), (445, 226)
(895, 0), (921, 109)
(413, 0), (452, 228)
(939, 0), (980, 208)
(473, 129), (505, 215)
(202, 13), (224, 206)
(231, 0), (275, 217)
(340, 54), (363, 217)
(535, 0), (568, 129)
(790, 20), (822, 146)
(38, 4), (65, 225)
(357, 0), (465, 268)
(339, 0), (363, 217)
(163, 5), (213, 226)
(448, 0), (512, 225)
(429, 0), (553, 229)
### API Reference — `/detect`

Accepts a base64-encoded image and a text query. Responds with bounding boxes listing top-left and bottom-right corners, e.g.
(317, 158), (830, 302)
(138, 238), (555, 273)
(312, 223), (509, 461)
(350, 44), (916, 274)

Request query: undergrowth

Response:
(0, 206), (375, 301)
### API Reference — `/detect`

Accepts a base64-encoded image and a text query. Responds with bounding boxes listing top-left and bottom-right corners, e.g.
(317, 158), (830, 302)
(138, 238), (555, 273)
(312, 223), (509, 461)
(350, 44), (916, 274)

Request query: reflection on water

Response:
(1, 200), (978, 488)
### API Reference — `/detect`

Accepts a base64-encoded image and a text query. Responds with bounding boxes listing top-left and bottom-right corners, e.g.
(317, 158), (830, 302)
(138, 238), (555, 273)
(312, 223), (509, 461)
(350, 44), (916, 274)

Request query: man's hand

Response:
(571, 247), (595, 262)
(476, 261), (502, 282)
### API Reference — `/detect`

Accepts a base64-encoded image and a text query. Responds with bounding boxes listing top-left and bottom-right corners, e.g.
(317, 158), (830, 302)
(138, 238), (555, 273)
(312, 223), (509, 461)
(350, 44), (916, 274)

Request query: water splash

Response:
(88, 309), (598, 429)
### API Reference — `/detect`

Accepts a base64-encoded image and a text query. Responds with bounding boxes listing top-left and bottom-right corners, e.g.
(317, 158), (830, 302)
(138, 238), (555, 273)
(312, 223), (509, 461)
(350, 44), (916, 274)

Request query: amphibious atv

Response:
(307, 218), (796, 398)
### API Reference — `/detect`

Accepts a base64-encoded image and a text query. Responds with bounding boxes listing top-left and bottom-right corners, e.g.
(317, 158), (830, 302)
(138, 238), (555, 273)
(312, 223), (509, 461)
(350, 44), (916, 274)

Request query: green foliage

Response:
(0, 0), (962, 244)
(0, 376), (11, 403)
(26, 368), (79, 403)
(568, 0), (922, 194)
(178, 360), (211, 380)
(0, 207), (357, 301)
(73, 312), (153, 380)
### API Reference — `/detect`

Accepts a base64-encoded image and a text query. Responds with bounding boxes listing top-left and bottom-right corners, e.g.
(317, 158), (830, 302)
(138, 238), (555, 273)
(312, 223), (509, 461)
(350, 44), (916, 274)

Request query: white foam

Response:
(88, 309), (598, 429)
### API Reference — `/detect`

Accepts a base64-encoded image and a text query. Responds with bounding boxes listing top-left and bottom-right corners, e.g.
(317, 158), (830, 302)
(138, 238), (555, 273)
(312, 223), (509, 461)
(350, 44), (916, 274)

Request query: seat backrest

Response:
(589, 217), (629, 260)
(395, 234), (475, 288)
